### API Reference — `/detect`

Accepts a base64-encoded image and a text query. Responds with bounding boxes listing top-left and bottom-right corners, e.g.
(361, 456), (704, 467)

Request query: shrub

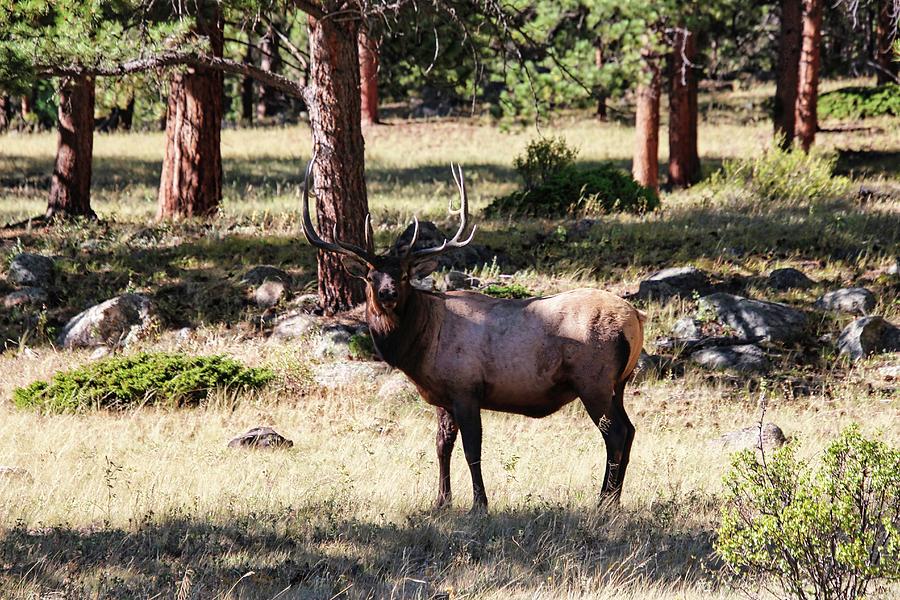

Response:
(482, 283), (535, 299)
(718, 143), (850, 203)
(716, 425), (900, 600)
(513, 136), (578, 190)
(819, 84), (900, 120)
(348, 332), (377, 360)
(486, 163), (659, 218)
(13, 352), (275, 412)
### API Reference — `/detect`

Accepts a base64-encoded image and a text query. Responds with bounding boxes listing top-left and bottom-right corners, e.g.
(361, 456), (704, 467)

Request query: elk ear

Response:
(409, 259), (439, 279)
(341, 256), (369, 280)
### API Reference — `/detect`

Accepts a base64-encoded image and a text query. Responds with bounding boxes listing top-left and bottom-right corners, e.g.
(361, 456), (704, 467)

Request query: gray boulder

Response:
(435, 270), (479, 292)
(240, 265), (291, 286)
(837, 316), (900, 360)
(377, 372), (419, 402)
(637, 266), (710, 300)
(698, 293), (807, 343)
(815, 288), (876, 315)
(228, 427), (294, 449)
(767, 268), (814, 290)
(632, 350), (664, 383)
(8, 253), (54, 287)
(271, 313), (319, 340)
(3, 287), (48, 308)
(712, 423), (788, 453)
(672, 317), (703, 339)
(58, 293), (156, 349)
(691, 344), (770, 374)
(255, 280), (287, 308)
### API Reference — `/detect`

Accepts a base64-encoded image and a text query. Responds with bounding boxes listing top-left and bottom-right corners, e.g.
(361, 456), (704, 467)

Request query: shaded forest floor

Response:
(0, 81), (898, 599)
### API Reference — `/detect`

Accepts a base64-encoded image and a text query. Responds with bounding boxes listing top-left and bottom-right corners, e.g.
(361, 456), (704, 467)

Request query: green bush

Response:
(486, 163), (659, 218)
(718, 144), (850, 203)
(819, 84), (900, 120)
(13, 352), (275, 412)
(348, 332), (377, 360)
(482, 283), (535, 299)
(514, 136), (578, 190)
(717, 425), (900, 600)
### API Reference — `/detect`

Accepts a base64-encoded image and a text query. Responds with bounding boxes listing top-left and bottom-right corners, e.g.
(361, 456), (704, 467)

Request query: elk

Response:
(301, 160), (645, 512)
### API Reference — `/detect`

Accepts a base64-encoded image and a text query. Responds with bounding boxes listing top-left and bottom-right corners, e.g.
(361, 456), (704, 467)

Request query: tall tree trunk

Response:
(0, 96), (8, 132)
(774, 0), (802, 148)
(307, 15), (367, 313)
(359, 29), (380, 124)
(20, 93), (33, 122)
(121, 93), (135, 131)
(594, 42), (608, 121)
(157, 6), (224, 220)
(795, 0), (822, 152)
(668, 29), (700, 188)
(47, 75), (96, 219)
(241, 40), (254, 125)
(875, 0), (898, 84)
(633, 53), (661, 192)
(257, 24), (282, 120)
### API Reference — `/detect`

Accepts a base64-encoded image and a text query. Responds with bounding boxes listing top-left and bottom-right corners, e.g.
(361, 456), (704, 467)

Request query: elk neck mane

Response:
(366, 289), (441, 374)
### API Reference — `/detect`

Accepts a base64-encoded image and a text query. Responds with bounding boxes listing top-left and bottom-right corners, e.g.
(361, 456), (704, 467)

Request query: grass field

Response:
(0, 80), (898, 599)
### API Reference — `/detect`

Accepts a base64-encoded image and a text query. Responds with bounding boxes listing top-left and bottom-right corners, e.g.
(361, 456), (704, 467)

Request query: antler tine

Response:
(364, 213), (374, 253)
(300, 153), (375, 264)
(409, 164), (476, 263)
(402, 216), (420, 258)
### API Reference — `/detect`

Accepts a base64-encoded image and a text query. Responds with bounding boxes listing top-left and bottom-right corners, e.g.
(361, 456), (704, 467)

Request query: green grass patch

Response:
(482, 283), (535, 299)
(13, 352), (275, 412)
(819, 84), (900, 120)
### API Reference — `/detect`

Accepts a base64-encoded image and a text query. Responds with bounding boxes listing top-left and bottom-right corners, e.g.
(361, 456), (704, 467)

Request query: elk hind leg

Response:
(435, 407), (458, 509)
(580, 380), (635, 503)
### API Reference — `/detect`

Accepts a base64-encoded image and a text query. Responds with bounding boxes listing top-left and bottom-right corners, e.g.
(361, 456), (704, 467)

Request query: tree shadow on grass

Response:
(0, 501), (720, 599)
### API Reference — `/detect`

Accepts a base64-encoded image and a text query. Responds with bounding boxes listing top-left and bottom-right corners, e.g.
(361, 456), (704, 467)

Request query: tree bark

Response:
(633, 53), (661, 192)
(47, 75), (96, 219)
(359, 29), (380, 124)
(0, 96), (8, 131)
(774, 0), (802, 149)
(795, 0), (822, 153)
(241, 40), (254, 125)
(307, 14), (368, 312)
(157, 6), (224, 220)
(257, 24), (282, 120)
(594, 42), (608, 121)
(875, 0), (898, 84)
(668, 29), (700, 188)
(121, 93), (135, 131)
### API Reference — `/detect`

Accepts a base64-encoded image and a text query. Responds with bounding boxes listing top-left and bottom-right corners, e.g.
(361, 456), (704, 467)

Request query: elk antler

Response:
(300, 156), (377, 264)
(408, 163), (477, 263)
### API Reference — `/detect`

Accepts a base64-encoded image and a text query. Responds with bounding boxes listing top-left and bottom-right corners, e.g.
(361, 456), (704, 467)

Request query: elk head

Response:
(300, 160), (476, 320)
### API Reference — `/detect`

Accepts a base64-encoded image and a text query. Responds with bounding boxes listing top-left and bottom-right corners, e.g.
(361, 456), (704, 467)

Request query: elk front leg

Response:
(435, 407), (458, 509)
(453, 399), (488, 512)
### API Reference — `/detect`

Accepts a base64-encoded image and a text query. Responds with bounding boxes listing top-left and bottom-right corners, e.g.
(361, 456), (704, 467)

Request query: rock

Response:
(89, 346), (110, 360)
(837, 316), (900, 360)
(240, 265), (291, 287)
(637, 266), (710, 300)
(272, 313), (320, 340)
(436, 270), (479, 292)
(878, 364), (900, 379)
(713, 423), (787, 453)
(377, 372), (419, 402)
(313, 362), (389, 389)
(412, 275), (435, 291)
(227, 427), (294, 449)
(815, 288), (876, 315)
(672, 317), (703, 339)
(7, 253), (54, 287)
(698, 293), (807, 343)
(57, 293), (156, 349)
(255, 280), (286, 308)
(313, 325), (359, 358)
(0, 466), (33, 482)
(690, 344), (770, 373)
(888, 258), (899, 276)
(391, 221), (494, 270)
(632, 350), (662, 383)
(3, 286), (48, 308)
(767, 267), (814, 290)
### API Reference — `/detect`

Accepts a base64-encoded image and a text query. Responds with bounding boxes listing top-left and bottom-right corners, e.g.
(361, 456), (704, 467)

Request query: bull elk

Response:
(301, 160), (645, 512)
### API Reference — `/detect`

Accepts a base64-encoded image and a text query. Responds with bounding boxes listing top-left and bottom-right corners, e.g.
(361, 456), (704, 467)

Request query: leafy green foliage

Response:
(818, 84), (900, 120)
(13, 352), (274, 412)
(481, 283), (535, 299)
(348, 332), (377, 361)
(717, 425), (900, 599)
(514, 137), (578, 190)
(486, 163), (659, 218)
(717, 143), (850, 203)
